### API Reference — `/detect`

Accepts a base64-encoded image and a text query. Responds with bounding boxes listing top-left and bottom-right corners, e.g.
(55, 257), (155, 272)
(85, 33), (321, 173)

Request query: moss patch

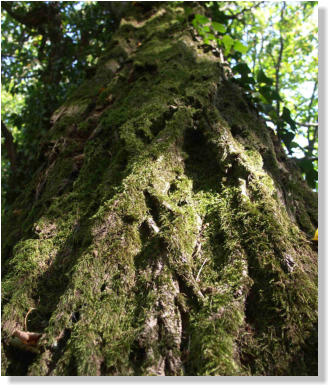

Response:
(2, 3), (317, 376)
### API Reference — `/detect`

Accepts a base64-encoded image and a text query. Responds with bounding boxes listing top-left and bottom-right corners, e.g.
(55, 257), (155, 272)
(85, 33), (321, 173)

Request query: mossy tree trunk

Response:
(2, 3), (317, 376)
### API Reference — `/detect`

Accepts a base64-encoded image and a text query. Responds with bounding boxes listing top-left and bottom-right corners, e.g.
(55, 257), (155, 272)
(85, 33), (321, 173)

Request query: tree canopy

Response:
(191, 1), (318, 186)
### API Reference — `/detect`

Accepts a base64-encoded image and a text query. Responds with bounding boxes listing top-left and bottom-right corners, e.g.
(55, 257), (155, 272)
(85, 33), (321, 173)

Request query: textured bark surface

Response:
(2, 4), (317, 376)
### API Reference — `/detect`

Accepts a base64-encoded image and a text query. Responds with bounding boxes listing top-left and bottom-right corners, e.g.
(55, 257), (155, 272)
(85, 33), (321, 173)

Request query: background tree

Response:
(1, 2), (317, 376)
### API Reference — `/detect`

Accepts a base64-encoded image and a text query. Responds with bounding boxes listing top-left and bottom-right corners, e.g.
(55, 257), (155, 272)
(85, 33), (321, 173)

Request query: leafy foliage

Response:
(1, 1), (127, 205)
(191, 1), (318, 188)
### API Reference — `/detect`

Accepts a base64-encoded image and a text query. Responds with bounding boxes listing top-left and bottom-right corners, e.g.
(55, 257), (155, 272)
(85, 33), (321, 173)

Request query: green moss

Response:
(2, 3), (317, 376)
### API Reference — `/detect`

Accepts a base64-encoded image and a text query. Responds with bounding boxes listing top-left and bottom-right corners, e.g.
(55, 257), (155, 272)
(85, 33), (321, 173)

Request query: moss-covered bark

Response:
(2, 3), (317, 376)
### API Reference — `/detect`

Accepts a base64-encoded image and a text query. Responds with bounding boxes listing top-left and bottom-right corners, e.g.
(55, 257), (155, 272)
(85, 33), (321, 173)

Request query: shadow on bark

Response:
(183, 126), (222, 193)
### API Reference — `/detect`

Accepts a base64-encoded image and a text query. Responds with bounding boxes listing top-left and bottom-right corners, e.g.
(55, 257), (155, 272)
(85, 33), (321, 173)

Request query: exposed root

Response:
(24, 307), (36, 331)
(195, 258), (209, 282)
(12, 329), (42, 346)
(10, 329), (42, 354)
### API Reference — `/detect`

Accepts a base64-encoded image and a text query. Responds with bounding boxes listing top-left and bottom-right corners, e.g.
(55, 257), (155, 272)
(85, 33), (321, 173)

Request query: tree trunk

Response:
(1, 3), (317, 376)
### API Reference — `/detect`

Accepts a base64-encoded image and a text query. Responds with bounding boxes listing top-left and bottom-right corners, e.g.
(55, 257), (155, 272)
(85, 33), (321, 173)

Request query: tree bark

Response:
(1, 3), (317, 376)
(1, 121), (17, 173)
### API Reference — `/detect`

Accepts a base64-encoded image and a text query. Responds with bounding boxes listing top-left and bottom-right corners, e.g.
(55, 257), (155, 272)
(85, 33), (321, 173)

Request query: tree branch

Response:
(294, 155), (318, 163)
(1, 1), (51, 29)
(295, 122), (318, 128)
(2, 1), (66, 87)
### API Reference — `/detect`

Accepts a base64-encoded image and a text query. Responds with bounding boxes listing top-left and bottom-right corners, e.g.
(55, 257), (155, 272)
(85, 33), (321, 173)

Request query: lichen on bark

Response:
(2, 3), (317, 376)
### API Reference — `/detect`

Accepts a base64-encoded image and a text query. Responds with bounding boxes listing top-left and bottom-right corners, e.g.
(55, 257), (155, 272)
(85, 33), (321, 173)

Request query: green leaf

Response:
(258, 86), (282, 104)
(233, 63), (254, 88)
(221, 35), (234, 56)
(232, 63), (251, 76)
(268, 109), (278, 121)
(260, 103), (274, 114)
(192, 19), (200, 29)
(297, 158), (318, 188)
(259, 86), (273, 104)
(233, 40), (248, 54)
(297, 158), (312, 173)
(202, 32), (216, 45)
(270, 90), (282, 102)
(194, 14), (210, 25)
(197, 27), (206, 37)
(281, 107), (296, 130)
(289, 141), (301, 149)
(211, 21), (226, 34)
(280, 130), (295, 150)
(256, 69), (273, 86)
